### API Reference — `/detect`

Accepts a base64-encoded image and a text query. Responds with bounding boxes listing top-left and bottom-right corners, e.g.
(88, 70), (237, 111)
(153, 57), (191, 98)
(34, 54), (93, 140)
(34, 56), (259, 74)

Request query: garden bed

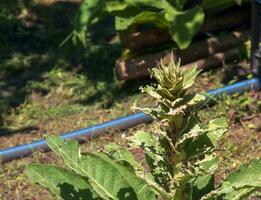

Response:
(0, 0), (260, 199)
(1, 67), (260, 199)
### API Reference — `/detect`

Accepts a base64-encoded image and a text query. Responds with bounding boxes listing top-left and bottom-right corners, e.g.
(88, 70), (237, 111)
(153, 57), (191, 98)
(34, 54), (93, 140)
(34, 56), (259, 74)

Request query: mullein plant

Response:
(128, 57), (226, 199)
(26, 56), (261, 200)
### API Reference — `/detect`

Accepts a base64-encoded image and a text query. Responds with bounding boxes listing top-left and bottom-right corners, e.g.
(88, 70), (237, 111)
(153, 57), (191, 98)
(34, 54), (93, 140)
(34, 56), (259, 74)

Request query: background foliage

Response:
(73, 0), (248, 49)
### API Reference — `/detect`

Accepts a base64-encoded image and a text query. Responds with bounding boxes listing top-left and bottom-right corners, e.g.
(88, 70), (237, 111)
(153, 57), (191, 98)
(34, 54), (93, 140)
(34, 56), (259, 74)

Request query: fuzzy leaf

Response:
(129, 131), (172, 189)
(140, 85), (162, 101)
(206, 117), (228, 147)
(182, 67), (201, 89)
(184, 118), (227, 159)
(115, 11), (169, 31)
(26, 164), (100, 200)
(46, 135), (80, 169)
(169, 6), (204, 49)
(81, 153), (157, 200)
(105, 143), (144, 171)
(124, 0), (170, 9)
(129, 131), (162, 149)
(183, 93), (206, 108)
(148, 57), (201, 102)
(176, 124), (203, 146)
(46, 135), (156, 200)
(217, 159), (261, 200)
(192, 175), (214, 200)
(197, 155), (219, 174)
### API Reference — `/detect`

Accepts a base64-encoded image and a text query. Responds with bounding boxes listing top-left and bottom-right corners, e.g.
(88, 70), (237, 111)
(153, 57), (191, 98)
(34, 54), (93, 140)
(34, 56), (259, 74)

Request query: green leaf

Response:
(183, 94), (205, 108)
(73, 0), (105, 44)
(124, 0), (171, 10)
(129, 131), (161, 148)
(105, 2), (129, 12)
(169, 6), (204, 49)
(217, 159), (261, 200)
(206, 117), (228, 147)
(46, 135), (80, 169)
(197, 155), (219, 174)
(115, 11), (169, 31)
(149, 56), (188, 100)
(182, 67), (201, 89)
(140, 85), (162, 101)
(129, 131), (172, 190)
(46, 135), (156, 200)
(192, 175), (214, 200)
(184, 118), (227, 159)
(105, 143), (144, 171)
(81, 153), (157, 200)
(26, 164), (100, 200)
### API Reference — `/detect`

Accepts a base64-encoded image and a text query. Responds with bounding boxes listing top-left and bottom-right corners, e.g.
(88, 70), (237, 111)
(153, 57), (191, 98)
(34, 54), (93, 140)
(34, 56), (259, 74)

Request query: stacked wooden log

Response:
(116, 5), (250, 81)
(116, 31), (249, 80)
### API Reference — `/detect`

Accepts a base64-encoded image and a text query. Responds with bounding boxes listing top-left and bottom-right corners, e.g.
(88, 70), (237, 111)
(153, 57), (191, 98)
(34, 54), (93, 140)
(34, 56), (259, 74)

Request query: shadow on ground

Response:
(0, 0), (149, 135)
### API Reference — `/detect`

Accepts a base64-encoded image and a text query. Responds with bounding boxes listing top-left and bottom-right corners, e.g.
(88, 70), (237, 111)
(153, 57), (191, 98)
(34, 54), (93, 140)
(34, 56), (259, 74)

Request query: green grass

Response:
(0, 0), (140, 131)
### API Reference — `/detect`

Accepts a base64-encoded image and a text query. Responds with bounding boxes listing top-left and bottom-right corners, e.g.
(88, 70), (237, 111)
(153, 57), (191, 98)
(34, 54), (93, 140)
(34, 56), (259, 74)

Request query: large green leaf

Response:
(82, 153), (157, 200)
(124, 0), (170, 9)
(105, 143), (144, 171)
(206, 117), (228, 147)
(115, 11), (169, 31)
(73, 0), (170, 44)
(184, 117), (227, 159)
(46, 135), (156, 200)
(182, 67), (201, 89)
(26, 164), (100, 200)
(169, 5), (204, 49)
(130, 131), (162, 148)
(73, 0), (248, 48)
(46, 135), (80, 169)
(217, 159), (261, 200)
(129, 131), (172, 189)
(191, 175), (214, 200)
(197, 155), (219, 174)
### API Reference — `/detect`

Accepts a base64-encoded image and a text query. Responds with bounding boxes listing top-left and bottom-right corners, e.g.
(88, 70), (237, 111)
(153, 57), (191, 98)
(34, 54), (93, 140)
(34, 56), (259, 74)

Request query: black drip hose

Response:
(252, 0), (261, 76)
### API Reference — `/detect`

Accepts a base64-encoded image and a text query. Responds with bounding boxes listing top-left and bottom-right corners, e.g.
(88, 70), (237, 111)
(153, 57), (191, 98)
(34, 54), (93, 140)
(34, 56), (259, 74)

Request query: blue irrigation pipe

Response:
(0, 78), (260, 162)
